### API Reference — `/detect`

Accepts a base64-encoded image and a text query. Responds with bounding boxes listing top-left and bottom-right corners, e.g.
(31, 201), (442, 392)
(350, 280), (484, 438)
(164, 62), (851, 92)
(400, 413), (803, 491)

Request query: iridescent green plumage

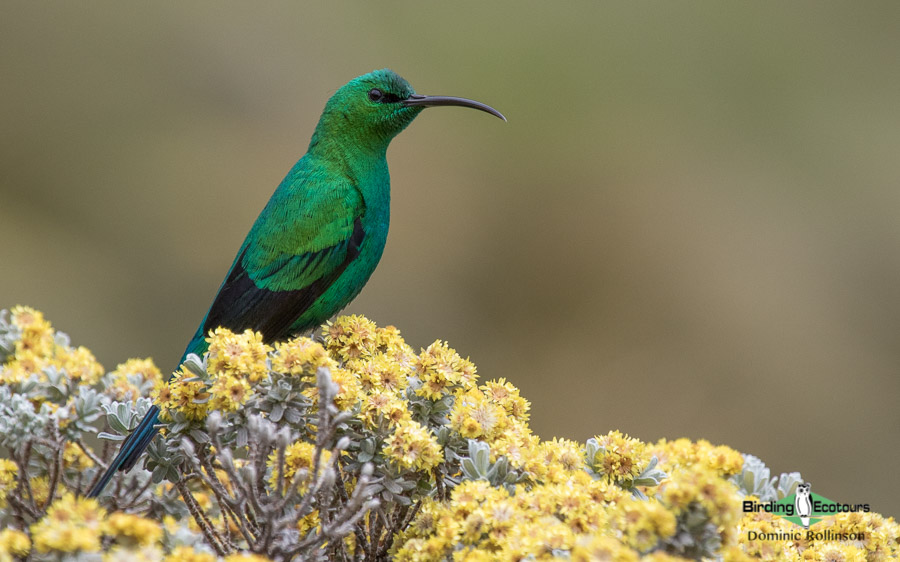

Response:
(87, 68), (503, 497)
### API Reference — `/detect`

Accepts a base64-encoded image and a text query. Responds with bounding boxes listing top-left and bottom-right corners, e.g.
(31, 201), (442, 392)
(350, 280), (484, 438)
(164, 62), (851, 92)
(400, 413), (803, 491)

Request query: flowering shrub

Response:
(0, 306), (897, 561)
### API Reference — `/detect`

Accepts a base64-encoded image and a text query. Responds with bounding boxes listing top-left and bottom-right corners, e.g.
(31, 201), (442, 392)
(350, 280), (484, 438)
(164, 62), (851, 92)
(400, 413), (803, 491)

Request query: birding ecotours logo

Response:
(742, 482), (872, 541)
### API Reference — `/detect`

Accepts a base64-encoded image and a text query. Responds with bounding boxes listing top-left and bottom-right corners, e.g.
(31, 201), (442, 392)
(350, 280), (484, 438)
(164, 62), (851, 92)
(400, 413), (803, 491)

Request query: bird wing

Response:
(199, 174), (365, 341)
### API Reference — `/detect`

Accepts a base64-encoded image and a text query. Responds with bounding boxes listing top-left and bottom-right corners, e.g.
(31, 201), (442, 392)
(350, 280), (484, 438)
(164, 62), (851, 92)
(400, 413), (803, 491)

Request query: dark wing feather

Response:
(201, 217), (365, 341)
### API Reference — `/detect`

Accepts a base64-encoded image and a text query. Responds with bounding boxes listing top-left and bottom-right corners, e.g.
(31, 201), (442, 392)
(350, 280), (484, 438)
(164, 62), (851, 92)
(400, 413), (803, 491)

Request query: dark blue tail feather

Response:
(87, 406), (161, 497)
(87, 326), (207, 497)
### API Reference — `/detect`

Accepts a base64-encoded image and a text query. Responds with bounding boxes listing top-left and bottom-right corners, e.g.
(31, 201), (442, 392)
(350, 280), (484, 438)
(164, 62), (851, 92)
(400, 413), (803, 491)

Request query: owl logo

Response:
(795, 482), (812, 528)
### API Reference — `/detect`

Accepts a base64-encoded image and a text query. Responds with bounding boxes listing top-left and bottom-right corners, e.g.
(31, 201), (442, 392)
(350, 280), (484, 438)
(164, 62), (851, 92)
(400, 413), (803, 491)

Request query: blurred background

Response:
(2, 3), (899, 513)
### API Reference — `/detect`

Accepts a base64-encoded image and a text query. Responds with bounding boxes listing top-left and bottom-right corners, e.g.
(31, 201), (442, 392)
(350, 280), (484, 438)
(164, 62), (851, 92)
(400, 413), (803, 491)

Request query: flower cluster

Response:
(1, 306), (898, 561)
(391, 432), (742, 560)
(384, 419), (443, 472)
(0, 306), (105, 387)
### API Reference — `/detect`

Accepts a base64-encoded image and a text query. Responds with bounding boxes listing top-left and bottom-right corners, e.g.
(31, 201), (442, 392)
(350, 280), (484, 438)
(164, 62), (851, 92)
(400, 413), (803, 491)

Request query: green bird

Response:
(87, 68), (504, 497)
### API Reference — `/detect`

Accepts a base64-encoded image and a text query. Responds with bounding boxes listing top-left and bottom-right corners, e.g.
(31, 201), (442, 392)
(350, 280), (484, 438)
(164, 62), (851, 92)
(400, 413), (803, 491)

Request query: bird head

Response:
(310, 69), (504, 153)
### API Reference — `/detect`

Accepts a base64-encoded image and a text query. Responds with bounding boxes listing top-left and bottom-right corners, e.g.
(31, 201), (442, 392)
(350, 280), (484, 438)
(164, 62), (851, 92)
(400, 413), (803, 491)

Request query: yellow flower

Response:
(297, 509), (320, 536)
(206, 327), (271, 382)
(417, 373), (451, 400)
(160, 367), (210, 421)
(349, 352), (410, 394)
(0, 358), (31, 385)
(344, 530), (357, 557)
(223, 554), (275, 562)
(452, 548), (496, 562)
(570, 535), (638, 562)
(209, 373), (252, 412)
(331, 367), (364, 409)
(272, 336), (335, 379)
(106, 358), (162, 402)
(449, 480), (501, 516)
(815, 511), (900, 559)
(29, 476), (53, 510)
(193, 491), (213, 512)
(591, 430), (649, 482)
(10, 305), (49, 329)
(532, 517), (577, 555)
(375, 324), (404, 349)
(481, 378), (530, 422)
(267, 441), (332, 492)
(303, 367), (363, 410)
(111, 357), (163, 386)
(150, 378), (175, 422)
(0, 459), (17, 509)
(487, 418), (536, 468)
(414, 340), (477, 398)
(31, 493), (106, 553)
(0, 528), (30, 558)
(613, 498), (677, 552)
(653, 438), (743, 477)
(360, 391), (411, 429)
(450, 388), (507, 441)
(163, 546), (217, 562)
(642, 552), (696, 561)
(106, 378), (143, 402)
(60, 345), (104, 386)
(102, 512), (163, 547)
(719, 545), (756, 562)
(377, 325), (418, 372)
(10, 305), (54, 357)
(660, 469), (741, 533)
(324, 315), (379, 360)
(803, 542), (867, 562)
(704, 443), (744, 476)
(384, 420), (443, 472)
(459, 417), (482, 439)
(524, 437), (583, 484)
(584, 475), (628, 505)
(62, 441), (94, 471)
(102, 545), (165, 562)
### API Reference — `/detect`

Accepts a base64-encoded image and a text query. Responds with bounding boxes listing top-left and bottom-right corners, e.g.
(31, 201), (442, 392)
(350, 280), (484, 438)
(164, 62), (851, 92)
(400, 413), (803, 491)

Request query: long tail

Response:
(88, 331), (209, 498)
(87, 405), (161, 497)
(88, 328), (207, 498)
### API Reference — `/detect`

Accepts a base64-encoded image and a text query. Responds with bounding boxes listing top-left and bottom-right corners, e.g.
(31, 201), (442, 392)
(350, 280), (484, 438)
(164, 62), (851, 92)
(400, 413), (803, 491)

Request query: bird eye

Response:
(368, 89), (383, 102)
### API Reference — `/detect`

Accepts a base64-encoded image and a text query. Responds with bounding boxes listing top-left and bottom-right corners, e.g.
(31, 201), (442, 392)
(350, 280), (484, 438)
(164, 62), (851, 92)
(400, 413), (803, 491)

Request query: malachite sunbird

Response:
(87, 69), (504, 497)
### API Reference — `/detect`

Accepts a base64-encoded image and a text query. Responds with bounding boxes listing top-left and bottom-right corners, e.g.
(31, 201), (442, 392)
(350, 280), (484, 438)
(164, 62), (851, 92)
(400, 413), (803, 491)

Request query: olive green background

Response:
(3, 3), (898, 514)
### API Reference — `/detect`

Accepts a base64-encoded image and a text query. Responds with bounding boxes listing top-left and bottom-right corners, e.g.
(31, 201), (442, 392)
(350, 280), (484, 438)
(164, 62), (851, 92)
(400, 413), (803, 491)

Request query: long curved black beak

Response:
(402, 94), (506, 121)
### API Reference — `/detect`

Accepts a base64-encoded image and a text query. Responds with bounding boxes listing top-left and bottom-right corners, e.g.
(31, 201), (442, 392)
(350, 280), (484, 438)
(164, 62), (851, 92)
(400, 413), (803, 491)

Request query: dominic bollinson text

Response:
(747, 530), (866, 541)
